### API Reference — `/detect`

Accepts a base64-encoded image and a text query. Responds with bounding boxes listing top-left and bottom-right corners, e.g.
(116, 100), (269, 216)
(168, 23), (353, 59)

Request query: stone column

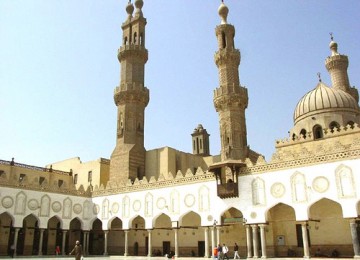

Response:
(103, 230), (108, 255)
(147, 230), (152, 257)
(301, 222), (310, 258)
(211, 227), (216, 257)
(246, 225), (253, 258)
(124, 230), (129, 256)
(216, 226), (221, 245)
(349, 219), (360, 258)
(174, 228), (179, 257)
(204, 227), (209, 258)
(13, 227), (20, 257)
(38, 228), (45, 256)
(259, 224), (267, 258)
(83, 231), (89, 256)
(62, 230), (67, 255)
(252, 225), (259, 258)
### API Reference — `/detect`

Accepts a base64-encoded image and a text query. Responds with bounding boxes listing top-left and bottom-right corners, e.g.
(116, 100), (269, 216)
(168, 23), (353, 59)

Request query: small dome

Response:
(134, 0), (143, 10)
(126, 1), (134, 15)
(218, 2), (229, 24)
(294, 82), (359, 123)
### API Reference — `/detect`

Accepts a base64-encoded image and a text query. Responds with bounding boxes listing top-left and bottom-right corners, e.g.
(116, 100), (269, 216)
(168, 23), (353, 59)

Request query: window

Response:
(329, 121), (340, 133)
(39, 177), (45, 185)
(313, 125), (323, 140)
(74, 174), (78, 185)
(133, 32), (137, 44)
(300, 129), (307, 139)
(58, 180), (64, 188)
(221, 32), (226, 48)
(88, 171), (92, 182)
(0, 170), (4, 177)
(19, 174), (26, 183)
(347, 121), (355, 129)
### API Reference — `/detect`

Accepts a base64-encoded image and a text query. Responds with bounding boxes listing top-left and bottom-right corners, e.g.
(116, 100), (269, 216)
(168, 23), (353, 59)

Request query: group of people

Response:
(214, 242), (241, 259)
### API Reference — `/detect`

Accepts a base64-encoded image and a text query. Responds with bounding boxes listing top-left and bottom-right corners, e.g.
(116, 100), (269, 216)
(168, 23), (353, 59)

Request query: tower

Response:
(325, 34), (359, 102)
(109, 0), (149, 184)
(191, 124), (210, 156)
(213, 2), (249, 161)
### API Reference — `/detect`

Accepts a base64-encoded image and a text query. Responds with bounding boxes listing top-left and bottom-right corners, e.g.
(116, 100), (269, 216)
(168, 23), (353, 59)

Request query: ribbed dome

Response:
(294, 82), (359, 123)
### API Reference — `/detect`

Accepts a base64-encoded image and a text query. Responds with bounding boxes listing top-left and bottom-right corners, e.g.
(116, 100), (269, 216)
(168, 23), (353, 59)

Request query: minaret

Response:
(191, 124), (210, 156)
(110, 0), (149, 184)
(325, 34), (359, 102)
(213, 1), (249, 161)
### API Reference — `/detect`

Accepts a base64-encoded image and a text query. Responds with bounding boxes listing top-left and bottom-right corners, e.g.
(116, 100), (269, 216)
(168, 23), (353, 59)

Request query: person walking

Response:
(69, 240), (83, 260)
(55, 245), (61, 256)
(233, 242), (240, 259)
(222, 243), (229, 260)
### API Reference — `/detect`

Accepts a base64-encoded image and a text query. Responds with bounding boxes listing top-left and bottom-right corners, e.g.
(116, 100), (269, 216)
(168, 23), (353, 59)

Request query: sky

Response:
(0, 0), (359, 167)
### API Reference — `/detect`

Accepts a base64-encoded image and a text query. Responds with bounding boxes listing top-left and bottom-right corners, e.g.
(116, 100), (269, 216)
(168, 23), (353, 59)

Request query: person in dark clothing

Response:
(69, 240), (83, 260)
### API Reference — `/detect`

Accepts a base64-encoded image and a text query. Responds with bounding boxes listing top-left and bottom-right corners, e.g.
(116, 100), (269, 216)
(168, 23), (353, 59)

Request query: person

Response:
(10, 244), (15, 258)
(222, 243), (229, 260)
(55, 245), (61, 256)
(69, 240), (83, 260)
(233, 242), (240, 259)
(217, 244), (223, 260)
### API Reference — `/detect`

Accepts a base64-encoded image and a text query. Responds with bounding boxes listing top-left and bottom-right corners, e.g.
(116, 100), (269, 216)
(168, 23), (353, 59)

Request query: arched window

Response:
(313, 125), (323, 140)
(292, 133), (296, 141)
(221, 32), (226, 48)
(300, 129), (307, 139)
(133, 32), (137, 44)
(124, 37), (128, 45)
(329, 121), (340, 133)
(347, 121), (355, 129)
(140, 33), (144, 46)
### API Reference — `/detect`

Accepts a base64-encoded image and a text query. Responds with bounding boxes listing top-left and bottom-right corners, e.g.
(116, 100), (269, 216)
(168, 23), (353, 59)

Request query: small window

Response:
(74, 174), (78, 185)
(124, 36), (128, 45)
(133, 32), (137, 44)
(347, 121), (355, 129)
(221, 32), (226, 48)
(58, 180), (64, 188)
(313, 125), (323, 140)
(39, 177), (45, 185)
(88, 171), (92, 182)
(329, 121), (340, 133)
(300, 129), (307, 139)
(0, 170), (5, 177)
(140, 33), (144, 46)
(19, 174), (26, 183)
(292, 133), (296, 141)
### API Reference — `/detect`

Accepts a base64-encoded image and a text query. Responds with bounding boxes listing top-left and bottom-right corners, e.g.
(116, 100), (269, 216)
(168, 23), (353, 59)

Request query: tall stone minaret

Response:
(213, 2), (249, 161)
(325, 34), (359, 102)
(110, 0), (149, 184)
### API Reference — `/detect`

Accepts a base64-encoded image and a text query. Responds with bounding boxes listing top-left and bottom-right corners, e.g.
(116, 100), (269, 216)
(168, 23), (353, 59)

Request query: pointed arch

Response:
(291, 172), (307, 202)
(252, 177), (266, 206)
(170, 189), (180, 214)
(102, 198), (109, 220)
(335, 164), (356, 198)
(62, 197), (72, 219)
(15, 191), (27, 215)
(179, 211), (201, 227)
(122, 196), (130, 218)
(40, 195), (51, 217)
(83, 200), (91, 220)
(220, 207), (244, 225)
(153, 213), (171, 228)
(199, 185), (210, 212)
(145, 192), (153, 217)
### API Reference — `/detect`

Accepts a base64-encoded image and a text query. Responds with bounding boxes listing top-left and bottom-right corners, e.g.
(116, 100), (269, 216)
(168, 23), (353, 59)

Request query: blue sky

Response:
(1, 1), (359, 167)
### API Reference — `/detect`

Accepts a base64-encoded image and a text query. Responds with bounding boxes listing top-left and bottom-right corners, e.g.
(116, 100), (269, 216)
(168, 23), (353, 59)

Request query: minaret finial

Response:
(330, 32), (333, 41)
(329, 32), (338, 56)
(317, 72), (322, 82)
(218, 1), (229, 24)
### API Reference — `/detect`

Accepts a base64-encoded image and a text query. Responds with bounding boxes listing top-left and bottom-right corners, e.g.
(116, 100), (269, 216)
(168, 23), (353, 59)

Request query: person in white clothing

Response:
(222, 243), (229, 260)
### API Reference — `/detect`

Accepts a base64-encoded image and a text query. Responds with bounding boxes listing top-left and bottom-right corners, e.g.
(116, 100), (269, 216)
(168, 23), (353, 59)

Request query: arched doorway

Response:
(45, 216), (62, 255)
(267, 203), (297, 257)
(309, 198), (351, 257)
(153, 213), (172, 256)
(20, 214), (40, 255)
(108, 217), (123, 255)
(179, 211), (202, 257)
(89, 218), (104, 255)
(0, 212), (14, 256)
(130, 216), (146, 256)
(69, 218), (83, 254)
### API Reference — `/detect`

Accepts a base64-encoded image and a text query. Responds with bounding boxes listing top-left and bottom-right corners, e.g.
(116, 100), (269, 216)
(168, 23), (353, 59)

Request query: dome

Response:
(218, 2), (229, 24)
(294, 82), (359, 123)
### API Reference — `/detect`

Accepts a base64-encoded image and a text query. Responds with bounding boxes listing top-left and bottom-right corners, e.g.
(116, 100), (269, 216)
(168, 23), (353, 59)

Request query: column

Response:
(246, 225), (253, 258)
(301, 222), (310, 258)
(174, 228), (179, 257)
(86, 231), (90, 255)
(211, 227), (216, 257)
(251, 225), (259, 258)
(259, 224), (267, 258)
(104, 230), (108, 255)
(349, 219), (360, 258)
(13, 228), (20, 257)
(38, 228), (45, 256)
(124, 230), (129, 256)
(204, 227), (209, 258)
(83, 231), (88, 256)
(147, 230), (152, 257)
(62, 230), (68, 255)
(216, 226), (221, 245)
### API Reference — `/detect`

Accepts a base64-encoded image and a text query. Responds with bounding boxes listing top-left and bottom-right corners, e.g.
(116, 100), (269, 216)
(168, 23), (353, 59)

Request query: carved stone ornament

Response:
(73, 204), (82, 214)
(156, 197), (166, 209)
(52, 201), (62, 213)
(207, 215), (213, 221)
(28, 199), (39, 210)
(2, 196), (14, 208)
(133, 200), (141, 212)
(93, 204), (100, 214)
(250, 212), (257, 219)
(184, 194), (195, 207)
(312, 176), (330, 193)
(112, 202), (120, 214)
(271, 183), (286, 198)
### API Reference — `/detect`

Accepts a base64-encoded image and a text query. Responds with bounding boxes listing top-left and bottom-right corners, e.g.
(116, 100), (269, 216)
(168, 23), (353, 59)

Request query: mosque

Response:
(1, 0), (360, 258)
